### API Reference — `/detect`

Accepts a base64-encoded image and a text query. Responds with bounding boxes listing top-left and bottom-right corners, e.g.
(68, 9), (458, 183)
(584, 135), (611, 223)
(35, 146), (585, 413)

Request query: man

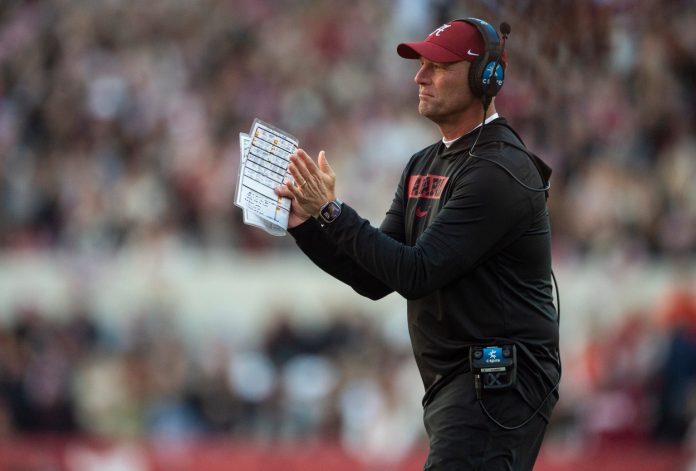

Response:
(275, 18), (560, 470)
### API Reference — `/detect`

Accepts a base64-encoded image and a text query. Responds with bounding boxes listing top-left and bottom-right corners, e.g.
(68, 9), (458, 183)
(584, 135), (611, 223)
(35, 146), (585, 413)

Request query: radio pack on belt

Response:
(470, 345), (517, 399)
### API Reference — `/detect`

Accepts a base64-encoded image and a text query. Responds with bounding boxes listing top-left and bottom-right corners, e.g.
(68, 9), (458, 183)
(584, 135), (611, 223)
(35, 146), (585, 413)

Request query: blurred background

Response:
(1, 0), (696, 469)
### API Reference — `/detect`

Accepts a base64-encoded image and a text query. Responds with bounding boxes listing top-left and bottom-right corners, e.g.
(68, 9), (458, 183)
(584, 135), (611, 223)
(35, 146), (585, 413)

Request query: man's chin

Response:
(418, 105), (439, 122)
(418, 103), (432, 118)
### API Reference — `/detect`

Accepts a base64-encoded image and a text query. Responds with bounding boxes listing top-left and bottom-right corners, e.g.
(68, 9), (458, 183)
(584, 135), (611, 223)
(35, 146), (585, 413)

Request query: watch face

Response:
(320, 201), (341, 223)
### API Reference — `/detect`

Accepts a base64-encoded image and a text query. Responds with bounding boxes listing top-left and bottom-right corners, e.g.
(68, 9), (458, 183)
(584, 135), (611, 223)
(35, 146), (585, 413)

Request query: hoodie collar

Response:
(438, 116), (507, 159)
(442, 113), (500, 148)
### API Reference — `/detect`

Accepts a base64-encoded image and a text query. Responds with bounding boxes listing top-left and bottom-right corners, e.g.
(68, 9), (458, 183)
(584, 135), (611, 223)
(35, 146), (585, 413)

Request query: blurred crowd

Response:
(0, 0), (695, 257)
(1, 287), (696, 464)
(0, 302), (425, 463)
(555, 286), (696, 449)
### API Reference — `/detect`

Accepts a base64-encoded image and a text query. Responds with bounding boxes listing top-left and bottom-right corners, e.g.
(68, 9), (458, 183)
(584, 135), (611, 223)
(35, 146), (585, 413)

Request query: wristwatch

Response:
(317, 199), (343, 225)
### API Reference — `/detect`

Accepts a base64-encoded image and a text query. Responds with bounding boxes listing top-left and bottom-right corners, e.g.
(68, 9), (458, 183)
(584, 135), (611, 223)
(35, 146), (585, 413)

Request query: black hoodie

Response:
(288, 117), (560, 417)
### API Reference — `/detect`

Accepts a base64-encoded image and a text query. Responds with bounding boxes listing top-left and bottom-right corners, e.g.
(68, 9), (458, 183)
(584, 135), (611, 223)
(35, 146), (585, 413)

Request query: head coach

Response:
(275, 17), (561, 470)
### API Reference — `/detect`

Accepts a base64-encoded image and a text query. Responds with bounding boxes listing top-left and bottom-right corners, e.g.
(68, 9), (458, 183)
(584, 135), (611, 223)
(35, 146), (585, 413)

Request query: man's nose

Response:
(414, 63), (430, 85)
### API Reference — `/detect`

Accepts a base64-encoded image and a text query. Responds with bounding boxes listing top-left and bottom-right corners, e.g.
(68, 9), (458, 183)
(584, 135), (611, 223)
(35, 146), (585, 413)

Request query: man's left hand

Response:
(275, 149), (336, 217)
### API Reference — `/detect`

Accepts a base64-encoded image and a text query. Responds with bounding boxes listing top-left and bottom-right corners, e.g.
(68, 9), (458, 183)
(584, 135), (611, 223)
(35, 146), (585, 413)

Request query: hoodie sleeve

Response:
(318, 162), (532, 300)
(288, 172), (407, 300)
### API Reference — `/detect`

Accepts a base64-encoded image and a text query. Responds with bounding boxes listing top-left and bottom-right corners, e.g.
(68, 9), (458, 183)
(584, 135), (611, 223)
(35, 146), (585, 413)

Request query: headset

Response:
(455, 18), (509, 107)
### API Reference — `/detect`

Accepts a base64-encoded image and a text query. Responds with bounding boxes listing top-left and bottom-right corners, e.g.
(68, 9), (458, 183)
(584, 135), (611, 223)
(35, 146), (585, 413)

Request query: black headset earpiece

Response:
(455, 18), (506, 102)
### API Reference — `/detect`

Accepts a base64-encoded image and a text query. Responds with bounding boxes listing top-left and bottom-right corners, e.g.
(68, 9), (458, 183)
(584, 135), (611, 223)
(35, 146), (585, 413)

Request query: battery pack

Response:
(470, 345), (517, 391)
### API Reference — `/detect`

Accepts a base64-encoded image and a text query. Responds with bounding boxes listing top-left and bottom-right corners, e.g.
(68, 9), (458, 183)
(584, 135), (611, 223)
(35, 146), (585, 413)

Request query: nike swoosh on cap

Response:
(467, 49), (479, 56)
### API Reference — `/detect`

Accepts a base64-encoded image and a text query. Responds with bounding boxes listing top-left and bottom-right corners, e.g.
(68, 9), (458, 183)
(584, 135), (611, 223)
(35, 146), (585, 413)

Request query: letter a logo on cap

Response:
(430, 24), (451, 37)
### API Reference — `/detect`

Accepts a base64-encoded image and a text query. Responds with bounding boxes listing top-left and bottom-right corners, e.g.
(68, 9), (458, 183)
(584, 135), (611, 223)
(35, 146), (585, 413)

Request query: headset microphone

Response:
(500, 22), (511, 38)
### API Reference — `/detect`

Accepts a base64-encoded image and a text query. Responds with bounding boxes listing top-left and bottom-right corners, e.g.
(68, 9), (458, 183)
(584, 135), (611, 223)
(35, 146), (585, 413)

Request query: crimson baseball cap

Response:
(397, 20), (506, 67)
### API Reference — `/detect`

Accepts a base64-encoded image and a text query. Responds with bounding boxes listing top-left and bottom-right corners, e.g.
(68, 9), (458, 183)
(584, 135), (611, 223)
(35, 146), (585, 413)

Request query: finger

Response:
(296, 149), (321, 174)
(289, 155), (313, 184)
(287, 163), (309, 187)
(275, 182), (295, 199)
(317, 150), (334, 177)
(285, 180), (307, 203)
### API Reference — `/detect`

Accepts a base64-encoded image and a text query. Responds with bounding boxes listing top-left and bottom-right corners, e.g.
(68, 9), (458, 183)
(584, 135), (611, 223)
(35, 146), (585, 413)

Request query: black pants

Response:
(423, 371), (548, 470)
